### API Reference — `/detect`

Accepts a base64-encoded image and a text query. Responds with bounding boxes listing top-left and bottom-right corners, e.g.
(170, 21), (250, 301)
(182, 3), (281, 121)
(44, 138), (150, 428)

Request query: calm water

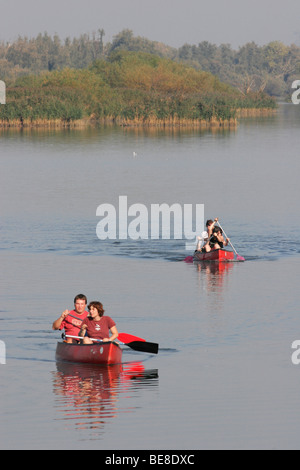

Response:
(1, 104), (300, 450)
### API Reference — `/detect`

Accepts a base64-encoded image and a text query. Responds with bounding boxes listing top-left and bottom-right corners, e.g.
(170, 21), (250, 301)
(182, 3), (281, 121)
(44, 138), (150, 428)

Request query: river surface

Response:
(1, 104), (300, 450)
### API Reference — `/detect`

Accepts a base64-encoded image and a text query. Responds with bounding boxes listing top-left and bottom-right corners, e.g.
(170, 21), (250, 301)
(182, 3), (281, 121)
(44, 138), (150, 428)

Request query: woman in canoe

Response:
(79, 301), (118, 344)
(205, 226), (230, 252)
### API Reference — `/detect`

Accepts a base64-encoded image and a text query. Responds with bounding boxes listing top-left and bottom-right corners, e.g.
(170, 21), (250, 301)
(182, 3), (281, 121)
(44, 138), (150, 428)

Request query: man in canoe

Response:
(207, 218), (219, 237)
(52, 294), (89, 343)
(79, 301), (118, 344)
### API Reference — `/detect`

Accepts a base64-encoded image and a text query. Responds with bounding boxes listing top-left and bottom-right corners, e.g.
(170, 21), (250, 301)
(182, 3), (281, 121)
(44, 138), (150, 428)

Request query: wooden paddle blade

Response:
(127, 341), (159, 354)
(118, 332), (146, 343)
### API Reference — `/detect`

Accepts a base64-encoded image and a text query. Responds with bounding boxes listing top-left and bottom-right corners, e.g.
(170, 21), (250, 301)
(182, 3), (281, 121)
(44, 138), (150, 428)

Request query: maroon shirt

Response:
(82, 316), (116, 340)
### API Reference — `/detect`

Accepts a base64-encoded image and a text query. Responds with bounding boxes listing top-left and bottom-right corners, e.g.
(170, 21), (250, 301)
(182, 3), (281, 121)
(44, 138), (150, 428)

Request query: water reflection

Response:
(0, 121), (236, 140)
(52, 361), (158, 433)
(195, 260), (234, 284)
(194, 261), (234, 312)
(121, 124), (236, 139)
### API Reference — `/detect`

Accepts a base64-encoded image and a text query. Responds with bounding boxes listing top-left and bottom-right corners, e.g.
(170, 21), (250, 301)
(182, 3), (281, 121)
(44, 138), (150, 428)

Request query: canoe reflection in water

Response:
(195, 260), (234, 290)
(52, 361), (158, 432)
(194, 261), (235, 314)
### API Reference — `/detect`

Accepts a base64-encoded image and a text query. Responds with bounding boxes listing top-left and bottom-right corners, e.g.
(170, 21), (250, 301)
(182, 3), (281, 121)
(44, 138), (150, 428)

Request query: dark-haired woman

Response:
(208, 226), (230, 251)
(79, 301), (118, 344)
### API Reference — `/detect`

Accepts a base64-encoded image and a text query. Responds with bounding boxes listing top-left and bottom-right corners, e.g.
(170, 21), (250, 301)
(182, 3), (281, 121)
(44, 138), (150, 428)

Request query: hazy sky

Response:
(0, 0), (299, 49)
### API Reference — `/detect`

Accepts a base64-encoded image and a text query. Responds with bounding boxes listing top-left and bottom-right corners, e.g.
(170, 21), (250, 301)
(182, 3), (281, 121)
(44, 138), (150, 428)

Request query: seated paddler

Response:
(52, 294), (88, 343)
(79, 301), (118, 344)
(206, 226), (230, 252)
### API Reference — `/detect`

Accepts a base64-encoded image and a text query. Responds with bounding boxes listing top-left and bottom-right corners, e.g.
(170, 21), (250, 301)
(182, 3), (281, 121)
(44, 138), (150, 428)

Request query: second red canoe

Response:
(193, 249), (234, 262)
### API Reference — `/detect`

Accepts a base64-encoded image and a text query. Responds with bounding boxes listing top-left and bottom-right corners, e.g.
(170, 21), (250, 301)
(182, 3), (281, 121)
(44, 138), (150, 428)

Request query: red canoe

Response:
(55, 341), (123, 365)
(193, 249), (234, 262)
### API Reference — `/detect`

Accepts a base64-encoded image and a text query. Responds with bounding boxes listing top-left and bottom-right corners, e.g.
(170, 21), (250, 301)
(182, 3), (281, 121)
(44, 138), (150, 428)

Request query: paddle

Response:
(118, 332), (159, 354)
(64, 334), (159, 354)
(217, 221), (245, 261)
(118, 332), (146, 343)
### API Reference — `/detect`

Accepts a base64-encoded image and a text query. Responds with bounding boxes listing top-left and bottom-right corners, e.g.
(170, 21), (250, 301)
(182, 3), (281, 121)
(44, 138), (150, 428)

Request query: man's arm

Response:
(52, 310), (69, 330)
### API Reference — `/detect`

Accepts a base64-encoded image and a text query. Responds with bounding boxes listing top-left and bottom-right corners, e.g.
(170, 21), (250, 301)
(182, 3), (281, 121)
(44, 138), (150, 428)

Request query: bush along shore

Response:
(0, 51), (277, 128)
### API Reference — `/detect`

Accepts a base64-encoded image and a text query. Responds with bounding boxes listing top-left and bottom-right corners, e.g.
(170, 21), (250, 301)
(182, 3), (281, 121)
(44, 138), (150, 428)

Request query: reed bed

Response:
(0, 52), (277, 129)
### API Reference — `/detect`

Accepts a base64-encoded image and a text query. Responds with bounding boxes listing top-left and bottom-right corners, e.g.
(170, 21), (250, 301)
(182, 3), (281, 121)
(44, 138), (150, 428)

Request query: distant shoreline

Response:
(0, 108), (276, 129)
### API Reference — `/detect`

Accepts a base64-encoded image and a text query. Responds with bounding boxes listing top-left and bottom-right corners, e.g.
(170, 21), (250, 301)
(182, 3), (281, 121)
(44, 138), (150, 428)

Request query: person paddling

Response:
(206, 226), (230, 252)
(52, 294), (88, 343)
(197, 217), (219, 253)
(79, 301), (118, 344)
(207, 218), (219, 237)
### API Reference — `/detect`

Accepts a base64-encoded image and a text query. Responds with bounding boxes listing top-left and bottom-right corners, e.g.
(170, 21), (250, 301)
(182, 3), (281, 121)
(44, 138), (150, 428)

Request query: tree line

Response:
(0, 29), (299, 98)
(0, 50), (276, 126)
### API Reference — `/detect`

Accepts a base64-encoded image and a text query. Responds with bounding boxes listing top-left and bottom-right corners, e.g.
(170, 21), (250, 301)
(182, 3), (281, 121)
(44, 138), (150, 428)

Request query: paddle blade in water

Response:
(184, 256), (193, 263)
